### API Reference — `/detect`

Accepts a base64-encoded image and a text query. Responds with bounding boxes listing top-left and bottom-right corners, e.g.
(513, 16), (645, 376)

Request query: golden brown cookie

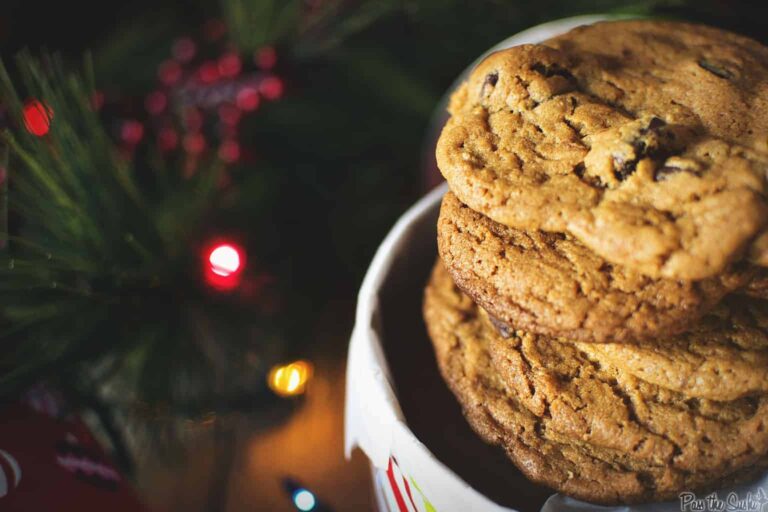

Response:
(437, 191), (753, 343)
(487, 296), (768, 401)
(436, 20), (768, 280)
(424, 260), (768, 504)
(740, 269), (768, 299)
(573, 298), (768, 401)
(486, 311), (768, 489)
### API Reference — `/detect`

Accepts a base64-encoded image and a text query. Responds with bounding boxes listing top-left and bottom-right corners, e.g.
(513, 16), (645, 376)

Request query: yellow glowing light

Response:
(268, 360), (313, 397)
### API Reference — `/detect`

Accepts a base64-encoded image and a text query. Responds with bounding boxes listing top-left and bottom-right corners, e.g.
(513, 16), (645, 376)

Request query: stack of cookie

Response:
(424, 20), (768, 505)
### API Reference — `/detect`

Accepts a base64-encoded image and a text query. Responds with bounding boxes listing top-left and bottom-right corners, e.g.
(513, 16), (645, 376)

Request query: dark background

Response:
(6, 1), (768, 56)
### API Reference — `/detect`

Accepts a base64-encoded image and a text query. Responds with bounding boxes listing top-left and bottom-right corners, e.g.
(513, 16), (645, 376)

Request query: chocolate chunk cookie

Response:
(424, 261), (768, 504)
(438, 191), (753, 343)
(436, 20), (768, 280)
(487, 295), (768, 401)
(487, 314), (768, 483)
(572, 297), (768, 401)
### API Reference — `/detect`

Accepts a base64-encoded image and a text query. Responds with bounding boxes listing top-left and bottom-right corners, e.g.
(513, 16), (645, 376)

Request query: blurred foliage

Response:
(0, 54), (279, 413)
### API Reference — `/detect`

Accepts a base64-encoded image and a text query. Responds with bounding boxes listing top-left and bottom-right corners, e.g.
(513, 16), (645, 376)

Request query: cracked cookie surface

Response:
(487, 311), (768, 484)
(438, 191), (753, 343)
(487, 294), (768, 401)
(436, 20), (768, 280)
(424, 260), (768, 504)
(572, 297), (768, 401)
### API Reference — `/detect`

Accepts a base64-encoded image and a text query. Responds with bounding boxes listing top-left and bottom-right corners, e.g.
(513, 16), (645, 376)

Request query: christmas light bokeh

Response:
(204, 241), (245, 291)
(268, 361), (313, 397)
(22, 99), (52, 136)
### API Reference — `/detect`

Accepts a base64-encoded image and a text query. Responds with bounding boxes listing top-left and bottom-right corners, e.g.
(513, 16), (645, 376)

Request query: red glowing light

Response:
(204, 242), (245, 290)
(210, 244), (241, 276)
(218, 53), (242, 78)
(172, 37), (197, 63)
(121, 120), (145, 145)
(23, 99), (52, 136)
(199, 61), (220, 83)
(158, 127), (179, 151)
(159, 60), (183, 85)
(145, 91), (168, 115)
(184, 133), (207, 154)
(259, 76), (284, 100)
(218, 140), (240, 163)
(255, 47), (277, 70)
(236, 87), (260, 111)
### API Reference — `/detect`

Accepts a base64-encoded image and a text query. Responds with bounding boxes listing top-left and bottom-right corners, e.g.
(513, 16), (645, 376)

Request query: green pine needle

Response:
(0, 53), (256, 414)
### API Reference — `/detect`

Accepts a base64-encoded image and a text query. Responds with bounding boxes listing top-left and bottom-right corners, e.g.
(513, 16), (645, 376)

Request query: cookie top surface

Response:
(436, 20), (768, 280)
(437, 191), (753, 343)
(423, 261), (768, 504)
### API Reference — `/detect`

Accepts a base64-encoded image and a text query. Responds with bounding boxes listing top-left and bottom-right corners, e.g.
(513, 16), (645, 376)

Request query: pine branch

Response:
(0, 53), (241, 410)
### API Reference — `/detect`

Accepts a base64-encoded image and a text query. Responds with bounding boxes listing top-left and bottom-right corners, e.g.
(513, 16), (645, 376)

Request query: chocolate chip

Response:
(654, 166), (682, 181)
(480, 71), (499, 96)
(573, 162), (606, 189)
(647, 116), (666, 130)
(613, 118), (668, 181)
(481, 71), (499, 96)
(654, 164), (701, 182)
(698, 59), (734, 79)
(531, 62), (575, 81)
(613, 140), (648, 181)
(488, 315), (513, 339)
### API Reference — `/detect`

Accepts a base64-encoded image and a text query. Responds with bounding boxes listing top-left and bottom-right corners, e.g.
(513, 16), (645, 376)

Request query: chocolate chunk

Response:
(613, 140), (648, 181)
(654, 166), (682, 181)
(613, 118), (667, 181)
(654, 164), (701, 182)
(574, 162), (605, 189)
(598, 262), (614, 273)
(487, 314), (513, 339)
(698, 59), (734, 80)
(531, 62), (575, 81)
(482, 71), (499, 96)
(647, 116), (666, 130)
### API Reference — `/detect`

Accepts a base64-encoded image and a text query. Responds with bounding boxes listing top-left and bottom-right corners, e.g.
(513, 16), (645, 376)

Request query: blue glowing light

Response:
(292, 489), (316, 511)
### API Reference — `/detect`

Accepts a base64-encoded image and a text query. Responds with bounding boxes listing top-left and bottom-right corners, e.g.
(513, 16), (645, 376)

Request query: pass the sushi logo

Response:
(381, 456), (435, 512)
(679, 489), (768, 511)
